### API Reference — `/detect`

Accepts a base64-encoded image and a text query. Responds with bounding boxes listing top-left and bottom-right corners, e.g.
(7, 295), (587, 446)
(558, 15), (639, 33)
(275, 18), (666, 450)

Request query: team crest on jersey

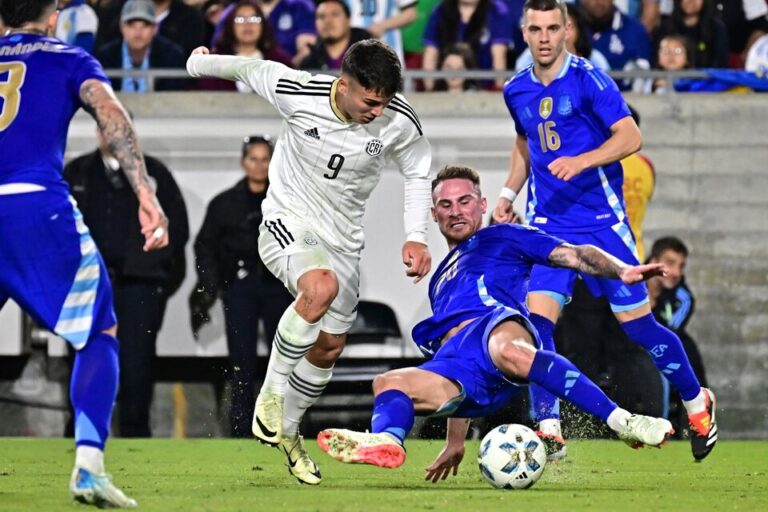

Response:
(366, 139), (384, 156)
(539, 97), (553, 119)
(304, 236), (318, 246)
(557, 95), (573, 116)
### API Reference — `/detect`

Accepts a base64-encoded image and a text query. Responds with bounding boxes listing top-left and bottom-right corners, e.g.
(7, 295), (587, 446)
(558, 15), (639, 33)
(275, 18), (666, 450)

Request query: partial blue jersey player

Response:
(0, 0), (168, 507)
(493, 0), (717, 463)
(317, 165), (675, 477)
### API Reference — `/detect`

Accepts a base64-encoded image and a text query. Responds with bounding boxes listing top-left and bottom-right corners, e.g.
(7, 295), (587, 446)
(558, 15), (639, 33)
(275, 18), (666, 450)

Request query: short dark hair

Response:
(316, 0), (350, 18)
(431, 165), (481, 194)
(649, 236), (689, 261)
(342, 39), (402, 98)
(242, 134), (274, 159)
(523, 0), (567, 24)
(0, 0), (56, 28)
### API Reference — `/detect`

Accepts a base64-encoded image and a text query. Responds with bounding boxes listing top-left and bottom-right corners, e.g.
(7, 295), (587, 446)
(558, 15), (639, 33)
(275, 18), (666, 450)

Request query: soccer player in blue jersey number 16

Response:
(316, 165), (674, 479)
(493, 0), (717, 462)
(0, 0), (169, 507)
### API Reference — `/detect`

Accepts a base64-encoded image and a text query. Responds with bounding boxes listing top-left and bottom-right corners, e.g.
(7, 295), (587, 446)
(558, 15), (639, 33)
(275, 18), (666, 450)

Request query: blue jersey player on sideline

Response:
(493, 0), (717, 462)
(0, 0), (168, 507)
(316, 165), (674, 479)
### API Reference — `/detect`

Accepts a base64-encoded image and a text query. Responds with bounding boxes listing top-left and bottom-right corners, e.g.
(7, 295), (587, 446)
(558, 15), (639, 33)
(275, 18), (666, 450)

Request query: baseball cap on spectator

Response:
(121, 0), (156, 24)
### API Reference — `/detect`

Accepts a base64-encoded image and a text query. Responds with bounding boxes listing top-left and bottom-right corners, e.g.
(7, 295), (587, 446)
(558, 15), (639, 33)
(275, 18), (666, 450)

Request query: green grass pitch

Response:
(1, 438), (766, 511)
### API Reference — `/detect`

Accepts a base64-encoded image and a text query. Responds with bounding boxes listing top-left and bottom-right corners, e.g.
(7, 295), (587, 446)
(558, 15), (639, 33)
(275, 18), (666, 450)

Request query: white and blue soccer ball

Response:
(477, 424), (547, 490)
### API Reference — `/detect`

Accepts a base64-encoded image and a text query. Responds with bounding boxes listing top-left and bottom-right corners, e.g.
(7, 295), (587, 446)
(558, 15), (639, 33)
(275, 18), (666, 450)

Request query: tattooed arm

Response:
(548, 243), (666, 284)
(79, 79), (169, 251)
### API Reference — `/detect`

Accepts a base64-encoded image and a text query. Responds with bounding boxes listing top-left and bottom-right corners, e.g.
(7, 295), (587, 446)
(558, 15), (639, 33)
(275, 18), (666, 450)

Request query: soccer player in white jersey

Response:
(187, 39), (432, 485)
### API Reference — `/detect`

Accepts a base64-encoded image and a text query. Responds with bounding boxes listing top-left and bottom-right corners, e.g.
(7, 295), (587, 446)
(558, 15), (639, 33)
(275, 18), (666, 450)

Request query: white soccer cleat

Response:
(69, 467), (137, 509)
(618, 414), (675, 449)
(252, 390), (284, 446)
(279, 435), (322, 485)
(317, 428), (406, 469)
(536, 418), (567, 462)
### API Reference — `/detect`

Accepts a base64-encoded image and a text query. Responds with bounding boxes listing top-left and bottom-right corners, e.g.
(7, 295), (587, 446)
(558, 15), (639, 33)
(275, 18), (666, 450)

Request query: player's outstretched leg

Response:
(687, 388), (717, 461)
(253, 307), (321, 445)
(279, 434), (323, 485)
(69, 332), (137, 508)
(610, 410), (675, 449)
(317, 429), (406, 468)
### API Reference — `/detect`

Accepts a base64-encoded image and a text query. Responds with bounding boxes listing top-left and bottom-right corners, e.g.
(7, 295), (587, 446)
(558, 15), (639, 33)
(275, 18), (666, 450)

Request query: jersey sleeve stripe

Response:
(390, 96), (420, 122)
(386, 104), (423, 135)
(275, 90), (330, 97)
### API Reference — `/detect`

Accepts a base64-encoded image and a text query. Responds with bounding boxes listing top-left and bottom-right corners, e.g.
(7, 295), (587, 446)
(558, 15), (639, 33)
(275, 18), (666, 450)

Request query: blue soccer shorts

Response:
(528, 222), (649, 312)
(418, 307), (541, 418)
(0, 192), (116, 349)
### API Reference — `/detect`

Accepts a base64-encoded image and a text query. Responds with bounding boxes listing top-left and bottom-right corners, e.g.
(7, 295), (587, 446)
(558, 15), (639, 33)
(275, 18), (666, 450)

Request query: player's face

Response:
(658, 38), (688, 70)
(315, 2), (350, 42)
(523, 9), (570, 69)
(232, 6), (263, 46)
(242, 143), (270, 184)
(121, 20), (157, 53)
(431, 178), (487, 247)
(653, 249), (686, 289)
(337, 77), (393, 124)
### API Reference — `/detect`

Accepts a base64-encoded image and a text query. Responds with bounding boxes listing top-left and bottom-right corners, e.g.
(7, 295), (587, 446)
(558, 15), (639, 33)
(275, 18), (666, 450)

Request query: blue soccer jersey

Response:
(0, 34), (108, 194)
(412, 223), (564, 357)
(503, 53), (632, 233)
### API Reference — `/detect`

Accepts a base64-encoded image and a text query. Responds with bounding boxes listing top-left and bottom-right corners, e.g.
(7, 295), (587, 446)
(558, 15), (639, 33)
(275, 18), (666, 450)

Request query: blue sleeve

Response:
(632, 24), (651, 62)
(422, 6), (441, 47)
(70, 48), (110, 102)
(583, 67), (631, 131)
(497, 225), (565, 265)
(487, 2), (514, 44)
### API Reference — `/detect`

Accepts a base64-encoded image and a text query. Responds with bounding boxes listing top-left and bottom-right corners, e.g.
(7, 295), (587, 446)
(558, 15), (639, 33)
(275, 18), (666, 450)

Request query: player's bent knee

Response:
(491, 337), (536, 379)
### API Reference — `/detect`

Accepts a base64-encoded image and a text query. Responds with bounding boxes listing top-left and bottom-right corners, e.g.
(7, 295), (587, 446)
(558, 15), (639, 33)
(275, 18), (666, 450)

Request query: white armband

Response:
(499, 187), (518, 203)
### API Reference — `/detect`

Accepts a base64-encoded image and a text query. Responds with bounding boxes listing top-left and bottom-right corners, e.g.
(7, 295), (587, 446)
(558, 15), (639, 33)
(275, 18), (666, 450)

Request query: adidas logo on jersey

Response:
(304, 127), (320, 140)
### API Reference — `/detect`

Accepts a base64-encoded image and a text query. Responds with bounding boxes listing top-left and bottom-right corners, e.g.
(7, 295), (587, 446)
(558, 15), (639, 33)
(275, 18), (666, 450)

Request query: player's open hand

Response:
(548, 156), (586, 181)
(425, 443), (465, 483)
(403, 241), (431, 284)
(619, 263), (667, 284)
(191, 46), (210, 56)
(138, 191), (169, 251)
(492, 197), (515, 224)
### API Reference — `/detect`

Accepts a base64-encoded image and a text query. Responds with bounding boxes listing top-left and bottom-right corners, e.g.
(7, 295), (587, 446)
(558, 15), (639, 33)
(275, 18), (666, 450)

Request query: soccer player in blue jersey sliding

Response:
(0, 0), (168, 507)
(317, 165), (674, 478)
(493, 0), (716, 462)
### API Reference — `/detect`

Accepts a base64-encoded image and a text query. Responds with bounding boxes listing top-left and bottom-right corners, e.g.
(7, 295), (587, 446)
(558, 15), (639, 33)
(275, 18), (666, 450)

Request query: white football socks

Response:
(283, 358), (333, 438)
(606, 407), (632, 433)
(682, 388), (707, 415)
(261, 306), (320, 396)
(75, 445), (105, 475)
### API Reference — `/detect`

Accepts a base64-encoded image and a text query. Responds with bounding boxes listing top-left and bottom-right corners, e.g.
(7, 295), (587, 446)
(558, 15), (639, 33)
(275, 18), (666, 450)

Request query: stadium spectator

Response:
(400, 0), (441, 69)
(495, 0), (717, 463)
(745, 32), (768, 72)
(299, 0), (372, 71)
(581, 0), (652, 91)
(657, 0), (729, 68)
(434, 43), (480, 92)
(647, 236), (708, 437)
(190, 135), (293, 438)
(199, 1), (292, 90)
(346, 0), (417, 63)
(317, 165), (675, 472)
(653, 33), (694, 93)
(421, 0), (514, 91)
(212, 0), (317, 67)
(95, 0), (189, 92)
(201, 0), (230, 45)
(64, 124), (190, 438)
(515, 2), (611, 70)
(95, 0), (206, 59)
(609, 0), (663, 34)
(55, 0), (99, 53)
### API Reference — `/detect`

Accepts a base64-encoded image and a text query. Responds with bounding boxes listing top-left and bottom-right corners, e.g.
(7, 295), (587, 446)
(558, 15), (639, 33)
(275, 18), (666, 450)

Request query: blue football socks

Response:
(70, 332), (119, 450)
(621, 314), (701, 401)
(371, 389), (415, 445)
(527, 314), (560, 422)
(528, 349), (617, 422)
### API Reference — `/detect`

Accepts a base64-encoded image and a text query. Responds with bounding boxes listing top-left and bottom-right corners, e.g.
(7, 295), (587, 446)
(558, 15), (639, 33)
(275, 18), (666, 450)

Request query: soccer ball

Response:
(477, 424), (547, 490)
